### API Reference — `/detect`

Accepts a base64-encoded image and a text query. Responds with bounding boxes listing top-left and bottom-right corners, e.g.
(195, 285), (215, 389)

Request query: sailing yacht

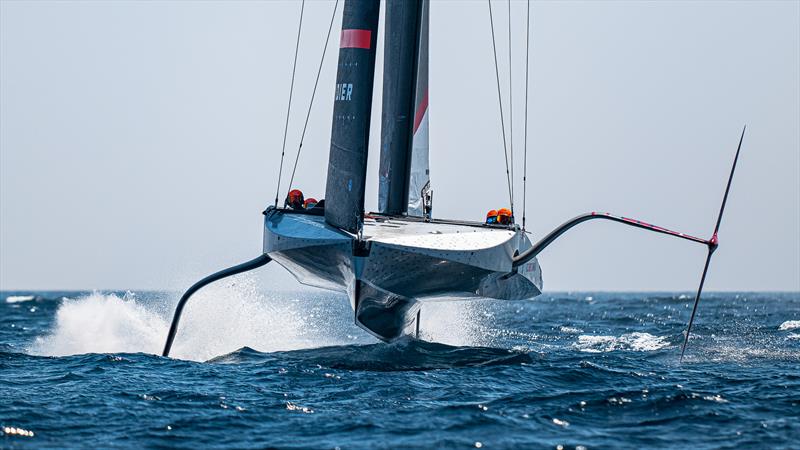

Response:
(264, 0), (541, 341)
(162, 0), (743, 359)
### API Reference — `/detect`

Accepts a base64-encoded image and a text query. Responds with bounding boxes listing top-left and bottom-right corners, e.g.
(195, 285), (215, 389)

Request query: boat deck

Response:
(362, 215), (518, 252)
(266, 207), (522, 252)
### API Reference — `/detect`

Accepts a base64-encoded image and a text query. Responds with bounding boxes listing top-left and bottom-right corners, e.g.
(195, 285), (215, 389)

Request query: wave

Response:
(209, 339), (533, 371)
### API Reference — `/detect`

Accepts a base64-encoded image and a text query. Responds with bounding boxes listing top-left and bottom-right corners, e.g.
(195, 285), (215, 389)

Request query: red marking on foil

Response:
(340, 29), (371, 49)
(413, 89), (429, 133)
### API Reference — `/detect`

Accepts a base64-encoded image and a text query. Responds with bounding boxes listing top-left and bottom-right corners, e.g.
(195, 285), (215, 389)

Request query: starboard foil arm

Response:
(161, 254), (272, 357)
(679, 126), (746, 361)
(512, 212), (712, 268)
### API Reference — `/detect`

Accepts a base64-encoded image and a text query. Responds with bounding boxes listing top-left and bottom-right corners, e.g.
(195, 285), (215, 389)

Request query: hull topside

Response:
(263, 208), (543, 341)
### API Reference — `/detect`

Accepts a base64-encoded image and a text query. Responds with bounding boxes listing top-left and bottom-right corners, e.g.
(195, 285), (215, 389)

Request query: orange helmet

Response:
(497, 208), (513, 225)
(486, 209), (498, 224)
(286, 189), (304, 208)
(304, 198), (318, 209)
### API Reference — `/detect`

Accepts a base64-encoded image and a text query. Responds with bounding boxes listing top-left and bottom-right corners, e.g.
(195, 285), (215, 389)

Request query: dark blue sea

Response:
(1, 284), (798, 449)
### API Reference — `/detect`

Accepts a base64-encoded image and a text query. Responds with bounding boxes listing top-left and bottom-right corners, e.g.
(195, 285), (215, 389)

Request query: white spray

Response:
(29, 275), (362, 361)
(29, 274), (491, 361)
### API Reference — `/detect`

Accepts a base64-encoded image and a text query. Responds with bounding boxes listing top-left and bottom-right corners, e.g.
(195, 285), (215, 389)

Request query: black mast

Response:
(378, 0), (424, 215)
(324, 0), (381, 233)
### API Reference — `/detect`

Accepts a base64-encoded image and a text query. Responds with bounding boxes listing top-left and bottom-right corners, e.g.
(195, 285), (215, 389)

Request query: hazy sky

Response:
(1, 0), (798, 292)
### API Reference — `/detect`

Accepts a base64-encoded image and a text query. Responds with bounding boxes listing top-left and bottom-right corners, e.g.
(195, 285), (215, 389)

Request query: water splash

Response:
(165, 276), (351, 361)
(29, 276), (365, 361)
(29, 291), (166, 357)
(28, 279), (502, 361)
(418, 299), (491, 347)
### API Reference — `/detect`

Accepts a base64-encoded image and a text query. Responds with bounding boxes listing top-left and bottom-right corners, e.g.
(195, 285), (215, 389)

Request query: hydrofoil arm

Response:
(513, 126), (745, 361)
(512, 212), (712, 268)
(161, 254), (272, 357)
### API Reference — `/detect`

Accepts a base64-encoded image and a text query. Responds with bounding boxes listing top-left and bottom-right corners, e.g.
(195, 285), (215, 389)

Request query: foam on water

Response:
(5, 295), (36, 303)
(574, 332), (669, 353)
(778, 320), (800, 331)
(560, 326), (583, 334)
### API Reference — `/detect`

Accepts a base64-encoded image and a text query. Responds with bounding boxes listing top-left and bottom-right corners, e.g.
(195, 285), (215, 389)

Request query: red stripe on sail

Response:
(413, 89), (429, 133)
(340, 29), (371, 49)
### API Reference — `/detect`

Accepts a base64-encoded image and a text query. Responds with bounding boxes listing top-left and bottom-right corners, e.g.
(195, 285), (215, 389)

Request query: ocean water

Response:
(1, 282), (798, 449)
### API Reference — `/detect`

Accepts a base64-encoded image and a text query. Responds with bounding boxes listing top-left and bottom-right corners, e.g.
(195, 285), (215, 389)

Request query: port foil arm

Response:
(162, 254), (272, 357)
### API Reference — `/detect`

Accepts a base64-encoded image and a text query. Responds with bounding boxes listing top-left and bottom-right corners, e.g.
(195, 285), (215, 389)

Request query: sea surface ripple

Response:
(1, 286), (798, 449)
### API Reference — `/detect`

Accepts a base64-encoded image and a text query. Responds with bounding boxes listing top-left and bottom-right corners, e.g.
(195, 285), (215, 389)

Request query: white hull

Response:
(263, 208), (542, 341)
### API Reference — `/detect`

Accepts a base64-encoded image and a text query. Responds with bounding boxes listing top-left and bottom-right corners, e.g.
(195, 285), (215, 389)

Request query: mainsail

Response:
(407, 0), (430, 216)
(324, 0), (381, 233)
(378, 0), (430, 217)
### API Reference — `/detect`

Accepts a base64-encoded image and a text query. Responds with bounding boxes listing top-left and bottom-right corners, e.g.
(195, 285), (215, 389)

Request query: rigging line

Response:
(522, 0), (530, 231)
(274, 0), (306, 207)
(507, 0), (514, 216)
(286, 0), (340, 198)
(488, 0), (514, 213)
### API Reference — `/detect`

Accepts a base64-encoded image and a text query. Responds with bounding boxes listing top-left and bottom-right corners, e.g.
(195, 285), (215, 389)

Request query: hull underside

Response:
(263, 209), (542, 341)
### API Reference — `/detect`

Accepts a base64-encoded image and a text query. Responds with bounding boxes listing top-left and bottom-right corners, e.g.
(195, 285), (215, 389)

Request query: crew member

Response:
(497, 208), (513, 225)
(304, 198), (318, 209)
(286, 189), (305, 210)
(485, 209), (498, 224)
